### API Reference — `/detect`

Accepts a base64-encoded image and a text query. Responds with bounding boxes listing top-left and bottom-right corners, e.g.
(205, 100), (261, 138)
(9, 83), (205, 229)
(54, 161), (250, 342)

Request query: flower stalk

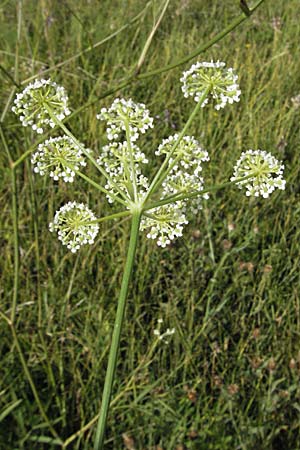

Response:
(143, 174), (256, 211)
(93, 210), (142, 450)
(144, 87), (210, 202)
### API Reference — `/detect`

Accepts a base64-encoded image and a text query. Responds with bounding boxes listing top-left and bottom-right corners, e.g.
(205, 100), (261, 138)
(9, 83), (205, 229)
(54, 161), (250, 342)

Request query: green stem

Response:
(93, 210), (130, 223)
(14, 0), (22, 86)
(0, 63), (20, 88)
(1, 87), (17, 123)
(75, 169), (128, 207)
(144, 87), (210, 203)
(203, 204), (215, 264)
(10, 166), (19, 323)
(124, 118), (137, 201)
(94, 210), (141, 450)
(25, 156), (43, 327)
(83, 210), (131, 226)
(144, 175), (254, 211)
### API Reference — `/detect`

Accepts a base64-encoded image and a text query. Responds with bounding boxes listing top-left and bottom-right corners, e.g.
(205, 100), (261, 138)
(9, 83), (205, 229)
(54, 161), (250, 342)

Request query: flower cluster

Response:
(141, 134), (209, 245)
(156, 134), (209, 172)
(49, 202), (99, 253)
(141, 204), (188, 247)
(14, 59), (287, 253)
(162, 170), (209, 214)
(156, 135), (209, 213)
(31, 136), (88, 182)
(12, 79), (70, 134)
(97, 141), (149, 203)
(96, 98), (154, 203)
(153, 318), (175, 344)
(231, 149), (286, 198)
(97, 98), (154, 141)
(180, 60), (241, 109)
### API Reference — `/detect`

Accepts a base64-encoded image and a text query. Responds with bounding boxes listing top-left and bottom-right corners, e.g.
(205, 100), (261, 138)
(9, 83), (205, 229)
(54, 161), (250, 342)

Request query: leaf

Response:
(0, 399), (22, 423)
(27, 435), (62, 445)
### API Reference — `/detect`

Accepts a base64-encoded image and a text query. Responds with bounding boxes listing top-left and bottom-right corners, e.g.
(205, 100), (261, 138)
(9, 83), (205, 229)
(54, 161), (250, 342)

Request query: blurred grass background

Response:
(1, 0), (300, 449)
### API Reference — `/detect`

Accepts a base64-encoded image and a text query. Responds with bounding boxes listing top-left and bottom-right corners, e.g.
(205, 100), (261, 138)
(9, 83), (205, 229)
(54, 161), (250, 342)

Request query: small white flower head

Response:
(231, 149), (286, 198)
(291, 93), (300, 109)
(12, 79), (70, 134)
(153, 318), (175, 344)
(96, 98), (153, 142)
(141, 204), (188, 248)
(31, 136), (88, 182)
(156, 134), (209, 174)
(97, 141), (149, 203)
(141, 134), (210, 246)
(98, 141), (148, 168)
(180, 60), (241, 109)
(156, 134), (210, 213)
(49, 202), (99, 253)
(162, 171), (209, 214)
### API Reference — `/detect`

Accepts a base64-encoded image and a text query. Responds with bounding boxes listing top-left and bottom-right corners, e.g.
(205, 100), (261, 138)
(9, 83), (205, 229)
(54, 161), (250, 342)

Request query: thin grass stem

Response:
(0, 125), (19, 323)
(135, 0), (170, 73)
(0, 63), (20, 88)
(0, 312), (62, 443)
(21, 1), (153, 85)
(137, 0), (266, 79)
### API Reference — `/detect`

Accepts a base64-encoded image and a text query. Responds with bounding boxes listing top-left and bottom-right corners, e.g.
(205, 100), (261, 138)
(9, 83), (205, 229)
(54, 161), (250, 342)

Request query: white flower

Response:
(141, 204), (188, 248)
(180, 60), (241, 109)
(156, 134), (210, 213)
(12, 79), (70, 134)
(156, 134), (209, 175)
(97, 141), (149, 203)
(162, 170), (209, 214)
(49, 202), (99, 253)
(153, 318), (175, 344)
(231, 149), (286, 198)
(98, 141), (148, 167)
(291, 93), (300, 109)
(141, 135), (210, 246)
(96, 98), (153, 142)
(31, 136), (88, 182)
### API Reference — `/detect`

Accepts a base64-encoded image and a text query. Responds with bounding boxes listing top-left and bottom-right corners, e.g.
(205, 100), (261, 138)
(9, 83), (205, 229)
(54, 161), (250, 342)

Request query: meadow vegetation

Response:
(1, 0), (300, 449)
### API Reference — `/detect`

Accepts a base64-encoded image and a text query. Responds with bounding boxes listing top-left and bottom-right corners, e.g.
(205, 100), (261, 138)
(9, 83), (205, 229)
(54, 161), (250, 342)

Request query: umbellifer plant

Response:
(12, 59), (286, 449)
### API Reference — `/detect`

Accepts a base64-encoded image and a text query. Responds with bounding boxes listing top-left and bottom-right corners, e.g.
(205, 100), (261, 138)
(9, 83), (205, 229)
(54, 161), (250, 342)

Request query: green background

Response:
(1, 1), (300, 448)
